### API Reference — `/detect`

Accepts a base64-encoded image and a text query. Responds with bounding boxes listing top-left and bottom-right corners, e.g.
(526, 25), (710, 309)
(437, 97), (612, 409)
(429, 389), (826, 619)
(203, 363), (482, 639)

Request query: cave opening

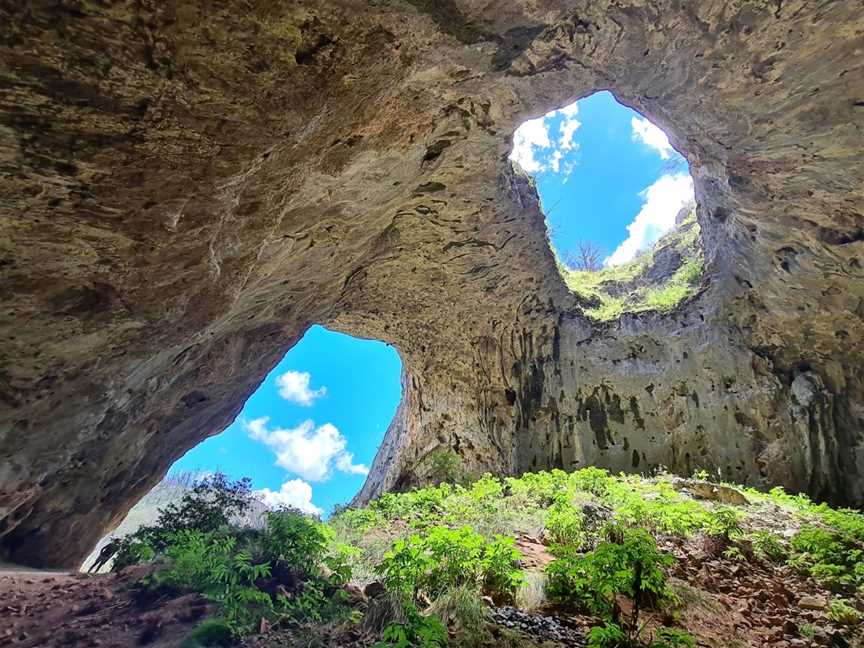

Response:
(510, 91), (703, 320)
(84, 326), (402, 569)
(169, 324), (403, 515)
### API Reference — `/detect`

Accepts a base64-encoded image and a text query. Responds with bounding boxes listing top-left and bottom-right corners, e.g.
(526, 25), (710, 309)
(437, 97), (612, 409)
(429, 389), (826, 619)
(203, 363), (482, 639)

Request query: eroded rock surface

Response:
(1, 0), (863, 567)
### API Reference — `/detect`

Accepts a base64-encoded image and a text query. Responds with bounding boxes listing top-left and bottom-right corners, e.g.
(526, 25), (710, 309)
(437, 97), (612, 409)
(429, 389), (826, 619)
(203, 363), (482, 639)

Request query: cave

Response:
(1, 1), (863, 569)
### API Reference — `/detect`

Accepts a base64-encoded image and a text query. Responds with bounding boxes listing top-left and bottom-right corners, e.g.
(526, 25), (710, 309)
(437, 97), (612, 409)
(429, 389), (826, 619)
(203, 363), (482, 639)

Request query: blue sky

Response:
(510, 91), (692, 265)
(171, 325), (402, 516)
(168, 92), (692, 516)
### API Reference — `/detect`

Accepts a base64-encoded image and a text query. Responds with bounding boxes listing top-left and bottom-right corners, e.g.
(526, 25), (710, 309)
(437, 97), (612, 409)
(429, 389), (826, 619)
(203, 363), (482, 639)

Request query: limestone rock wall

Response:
(1, 0), (863, 567)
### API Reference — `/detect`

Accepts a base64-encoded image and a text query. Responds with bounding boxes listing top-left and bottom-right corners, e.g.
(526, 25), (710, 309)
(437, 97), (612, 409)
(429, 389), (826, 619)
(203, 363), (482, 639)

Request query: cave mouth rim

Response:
(164, 322), (405, 521)
(508, 89), (705, 323)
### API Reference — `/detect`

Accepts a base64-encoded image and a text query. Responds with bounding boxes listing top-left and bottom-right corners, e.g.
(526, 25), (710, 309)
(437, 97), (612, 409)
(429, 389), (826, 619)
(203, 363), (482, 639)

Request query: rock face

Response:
(1, 0), (862, 567)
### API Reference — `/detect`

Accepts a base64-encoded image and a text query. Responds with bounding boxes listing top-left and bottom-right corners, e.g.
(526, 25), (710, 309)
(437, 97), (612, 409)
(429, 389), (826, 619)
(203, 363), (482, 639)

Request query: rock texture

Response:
(1, 0), (863, 567)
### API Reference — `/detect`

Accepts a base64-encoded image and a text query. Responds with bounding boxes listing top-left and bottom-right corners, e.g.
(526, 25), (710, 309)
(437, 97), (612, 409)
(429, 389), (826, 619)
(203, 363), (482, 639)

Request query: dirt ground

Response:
(0, 566), (211, 647)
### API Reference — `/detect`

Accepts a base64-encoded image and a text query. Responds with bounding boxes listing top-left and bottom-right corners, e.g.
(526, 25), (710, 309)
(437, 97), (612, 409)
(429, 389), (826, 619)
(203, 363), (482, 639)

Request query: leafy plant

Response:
(427, 586), (491, 648)
(751, 531), (786, 562)
(571, 467), (615, 498)
(588, 622), (628, 648)
(650, 627), (696, 648)
(157, 530), (273, 637)
(606, 480), (711, 536)
(122, 497), (353, 641)
(788, 526), (863, 591)
(479, 535), (524, 602)
(180, 619), (234, 648)
(374, 604), (447, 648)
(706, 507), (743, 542)
(827, 599), (862, 625)
(546, 526), (674, 624)
(260, 509), (330, 575)
(507, 469), (573, 505)
(377, 525), (523, 603)
(722, 546), (745, 561)
(429, 449), (462, 485)
(113, 472), (254, 570)
(546, 502), (585, 547)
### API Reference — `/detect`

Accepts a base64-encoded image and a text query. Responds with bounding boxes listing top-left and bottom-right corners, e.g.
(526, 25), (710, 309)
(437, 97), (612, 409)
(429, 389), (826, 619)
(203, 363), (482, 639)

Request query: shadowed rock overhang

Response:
(1, 0), (863, 567)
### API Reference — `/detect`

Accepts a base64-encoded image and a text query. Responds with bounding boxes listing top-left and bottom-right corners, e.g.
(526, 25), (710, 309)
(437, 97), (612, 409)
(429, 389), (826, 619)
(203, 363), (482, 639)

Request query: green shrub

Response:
(571, 467), (615, 498)
(427, 586), (491, 648)
(260, 509), (329, 575)
(587, 620), (694, 648)
(377, 525), (523, 603)
(157, 530), (273, 637)
(751, 531), (786, 562)
(479, 535), (524, 601)
(374, 603), (447, 648)
(788, 526), (863, 591)
(113, 472), (254, 571)
(827, 599), (862, 625)
(330, 507), (382, 534)
(546, 526), (674, 620)
(429, 449), (462, 484)
(545, 502), (585, 547)
(588, 622), (628, 648)
(180, 619), (234, 648)
(467, 474), (505, 505)
(706, 507), (743, 542)
(506, 470), (573, 506)
(606, 481), (710, 536)
(675, 259), (703, 286)
(137, 506), (352, 640)
(650, 627), (696, 648)
(371, 484), (452, 526)
(722, 546), (745, 561)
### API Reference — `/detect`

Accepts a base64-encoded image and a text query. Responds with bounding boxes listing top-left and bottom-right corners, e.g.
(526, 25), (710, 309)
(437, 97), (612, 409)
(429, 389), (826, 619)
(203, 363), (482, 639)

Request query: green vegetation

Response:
(110, 468), (864, 647)
(547, 525), (689, 647)
(112, 473), (355, 642)
(751, 530), (787, 562)
(546, 526), (674, 616)
(112, 473), (258, 571)
(558, 207), (704, 321)
(739, 485), (864, 593)
(827, 599), (862, 625)
(376, 525), (522, 603)
(428, 448), (464, 485)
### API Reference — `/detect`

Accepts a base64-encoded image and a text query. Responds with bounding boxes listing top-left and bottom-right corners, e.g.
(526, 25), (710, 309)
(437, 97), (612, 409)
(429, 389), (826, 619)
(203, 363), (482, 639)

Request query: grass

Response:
(559, 206), (704, 321)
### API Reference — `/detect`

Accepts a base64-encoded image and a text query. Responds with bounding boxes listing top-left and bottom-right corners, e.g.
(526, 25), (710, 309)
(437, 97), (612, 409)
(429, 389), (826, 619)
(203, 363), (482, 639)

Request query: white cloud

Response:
(556, 101), (580, 117)
(276, 370), (326, 406)
(605, 173), (694, 266)
(555, 102), (581, 152)
(336, 453), (370, 476)
(255, 479), (322, 516)
(510, 101), (581, 176)
(631, 116), (675, 159)
(245, 417), (369, 482)
(549, 149), (562, 173)
(509, 116), (551, 173)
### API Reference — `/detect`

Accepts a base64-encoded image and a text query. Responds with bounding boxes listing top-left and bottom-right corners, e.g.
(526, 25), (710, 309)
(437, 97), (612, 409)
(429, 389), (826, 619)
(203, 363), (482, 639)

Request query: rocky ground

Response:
(0, 567), (210, 648)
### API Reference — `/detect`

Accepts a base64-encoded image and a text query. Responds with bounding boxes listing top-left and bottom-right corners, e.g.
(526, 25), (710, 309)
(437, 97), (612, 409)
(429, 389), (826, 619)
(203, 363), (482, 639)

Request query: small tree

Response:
(111, 472), (254, 570)
(566, 240), (604, 272)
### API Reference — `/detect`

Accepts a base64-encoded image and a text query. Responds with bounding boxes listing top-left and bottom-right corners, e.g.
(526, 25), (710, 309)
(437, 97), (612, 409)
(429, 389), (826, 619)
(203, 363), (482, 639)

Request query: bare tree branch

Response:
(565, 240), (605, 272)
